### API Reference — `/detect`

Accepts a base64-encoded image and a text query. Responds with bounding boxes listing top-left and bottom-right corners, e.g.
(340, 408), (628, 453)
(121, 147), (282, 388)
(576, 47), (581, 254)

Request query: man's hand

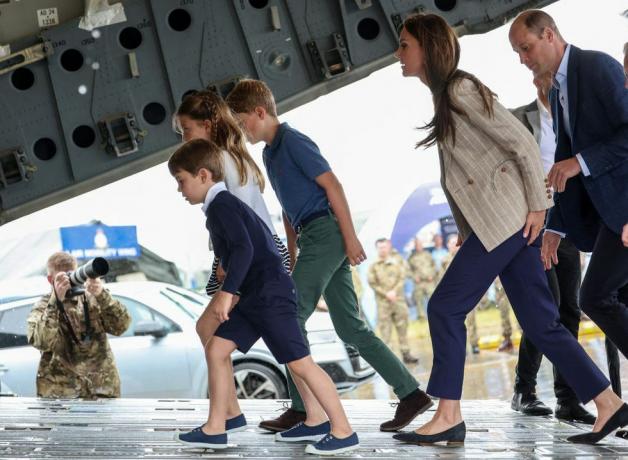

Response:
(344, 236), (366, 266)
(209, 291), (233, 323)
(622, 223), (628, 248)
(523, 210), (546, 245)
(547, 157), (581, 192)
(541, 231), (561, 270)
(385, 290), (397, 302)
(85, 277), (104, 297)
(53, 272), (71, 300)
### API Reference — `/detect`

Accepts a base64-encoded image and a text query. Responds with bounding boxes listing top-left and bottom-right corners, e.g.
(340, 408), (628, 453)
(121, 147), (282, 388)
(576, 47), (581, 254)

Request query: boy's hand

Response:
(344, 236), (366, 266)
(216, 264), (226, 283)
(210, 291), (233, 323)
(622, 223), (628, 248)
(288, 242), (298, 272)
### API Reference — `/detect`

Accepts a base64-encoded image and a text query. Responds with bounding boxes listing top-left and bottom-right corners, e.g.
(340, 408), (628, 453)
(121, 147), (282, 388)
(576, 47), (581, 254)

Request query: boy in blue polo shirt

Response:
(227, 79), (432, 435)
(169, 138), (359, 455)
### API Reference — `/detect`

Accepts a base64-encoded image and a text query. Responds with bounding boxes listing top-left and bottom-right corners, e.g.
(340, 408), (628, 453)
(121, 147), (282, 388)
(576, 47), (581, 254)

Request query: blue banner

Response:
(60, 225), (141, 260)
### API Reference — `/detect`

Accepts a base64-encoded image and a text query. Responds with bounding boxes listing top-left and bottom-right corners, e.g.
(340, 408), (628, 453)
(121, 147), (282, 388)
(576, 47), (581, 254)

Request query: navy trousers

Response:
(426, 230), (609, 403)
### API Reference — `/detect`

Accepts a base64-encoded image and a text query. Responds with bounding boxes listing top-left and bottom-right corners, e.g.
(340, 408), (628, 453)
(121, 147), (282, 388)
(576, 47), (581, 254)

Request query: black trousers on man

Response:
(514, 237), (582, 403)
(580, 224), (628, 359)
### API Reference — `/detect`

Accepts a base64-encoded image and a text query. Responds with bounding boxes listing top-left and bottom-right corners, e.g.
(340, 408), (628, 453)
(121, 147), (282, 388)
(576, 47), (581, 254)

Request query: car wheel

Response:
(232, 362), (287, 399)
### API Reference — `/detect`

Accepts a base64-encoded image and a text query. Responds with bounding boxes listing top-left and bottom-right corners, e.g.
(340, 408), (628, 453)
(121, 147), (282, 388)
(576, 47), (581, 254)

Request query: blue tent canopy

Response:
(390, 182), (451, 252)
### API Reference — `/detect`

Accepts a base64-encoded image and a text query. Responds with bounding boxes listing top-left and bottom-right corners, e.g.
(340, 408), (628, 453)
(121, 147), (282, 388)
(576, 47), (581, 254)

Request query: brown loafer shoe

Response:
(498, 337), (514, 353)
(380, 388), (433, 432)
(258, 408), (306, 433)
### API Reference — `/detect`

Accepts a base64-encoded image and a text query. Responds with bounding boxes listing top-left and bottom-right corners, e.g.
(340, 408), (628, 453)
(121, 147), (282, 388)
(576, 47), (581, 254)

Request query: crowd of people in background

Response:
(366, 232), (516, 357)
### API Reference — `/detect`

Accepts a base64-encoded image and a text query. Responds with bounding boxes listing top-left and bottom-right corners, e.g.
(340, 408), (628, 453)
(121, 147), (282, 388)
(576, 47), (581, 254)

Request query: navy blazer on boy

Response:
(547, 45), (628, 252)
(205, 184), (284, 296)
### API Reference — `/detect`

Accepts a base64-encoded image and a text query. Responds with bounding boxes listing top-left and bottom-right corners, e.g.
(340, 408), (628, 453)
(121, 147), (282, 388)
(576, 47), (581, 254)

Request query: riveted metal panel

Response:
(41, 0), (177, 183)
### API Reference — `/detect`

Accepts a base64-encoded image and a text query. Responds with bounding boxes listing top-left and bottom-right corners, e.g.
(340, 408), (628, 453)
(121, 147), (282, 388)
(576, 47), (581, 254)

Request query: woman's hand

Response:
(523, 210), (546, 245)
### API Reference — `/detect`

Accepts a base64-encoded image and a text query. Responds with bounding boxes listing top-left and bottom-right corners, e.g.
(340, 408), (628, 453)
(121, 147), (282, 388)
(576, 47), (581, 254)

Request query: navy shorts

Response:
(214, 274), (310, 364)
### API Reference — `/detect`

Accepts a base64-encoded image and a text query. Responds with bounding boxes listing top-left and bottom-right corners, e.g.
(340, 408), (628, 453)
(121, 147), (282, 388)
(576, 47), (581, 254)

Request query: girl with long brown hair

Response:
(392, 13), (623, 445)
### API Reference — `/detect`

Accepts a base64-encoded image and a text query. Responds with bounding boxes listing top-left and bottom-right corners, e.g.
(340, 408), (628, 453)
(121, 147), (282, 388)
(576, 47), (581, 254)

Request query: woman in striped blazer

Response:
(391, 13), (625, 446)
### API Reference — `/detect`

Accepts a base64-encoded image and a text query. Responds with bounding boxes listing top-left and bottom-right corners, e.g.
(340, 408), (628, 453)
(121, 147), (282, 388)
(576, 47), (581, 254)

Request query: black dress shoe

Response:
(555, 401), (596, 425)
(393, 421), (465, 446)
(511, 392), (552, 416)
(567, 403), (628, 444)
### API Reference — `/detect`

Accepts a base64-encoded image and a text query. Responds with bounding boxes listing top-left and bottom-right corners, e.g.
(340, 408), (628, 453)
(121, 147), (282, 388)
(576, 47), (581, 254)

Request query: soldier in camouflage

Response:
(494, 277), (515, 352)
(407, 237), (437, 320)
(368, 238), (419, 364)
(27, 252), (131, 399)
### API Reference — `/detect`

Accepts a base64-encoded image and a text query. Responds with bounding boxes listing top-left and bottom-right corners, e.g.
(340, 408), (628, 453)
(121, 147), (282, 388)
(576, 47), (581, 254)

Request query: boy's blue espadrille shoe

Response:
(226, 414), (247, 433)
(176, 427), (228, 449)
(305, 432), (360, 455)
(275, 421), (331, 442)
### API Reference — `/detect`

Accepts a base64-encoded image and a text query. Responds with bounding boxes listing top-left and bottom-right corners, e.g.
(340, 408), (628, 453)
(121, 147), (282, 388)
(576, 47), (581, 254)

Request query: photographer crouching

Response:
(26, 252), (131, 399)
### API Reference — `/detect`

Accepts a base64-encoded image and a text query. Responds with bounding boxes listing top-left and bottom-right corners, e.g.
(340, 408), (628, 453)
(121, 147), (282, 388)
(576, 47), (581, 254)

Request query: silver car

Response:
(0, 281), (374, 398)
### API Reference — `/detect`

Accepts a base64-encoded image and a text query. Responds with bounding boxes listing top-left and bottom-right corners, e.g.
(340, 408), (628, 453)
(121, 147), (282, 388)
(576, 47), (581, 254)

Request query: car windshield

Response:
(158, 286), (207, 320)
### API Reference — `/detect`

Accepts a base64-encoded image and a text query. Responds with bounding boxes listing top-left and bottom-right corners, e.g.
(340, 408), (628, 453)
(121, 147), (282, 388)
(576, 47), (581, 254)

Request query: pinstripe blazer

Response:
(438, 79), (553, 252)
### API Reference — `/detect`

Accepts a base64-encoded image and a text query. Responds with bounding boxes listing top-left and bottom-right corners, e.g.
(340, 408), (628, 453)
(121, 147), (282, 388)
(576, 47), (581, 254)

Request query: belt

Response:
(295, 209), (331, 234)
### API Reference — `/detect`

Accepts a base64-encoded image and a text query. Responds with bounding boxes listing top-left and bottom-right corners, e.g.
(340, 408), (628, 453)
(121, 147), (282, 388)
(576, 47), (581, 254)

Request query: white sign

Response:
(37, 8), (59, 28)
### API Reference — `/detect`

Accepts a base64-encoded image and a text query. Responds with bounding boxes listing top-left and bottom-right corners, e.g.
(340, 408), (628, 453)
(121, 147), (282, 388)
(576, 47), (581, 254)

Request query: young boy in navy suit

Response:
(168, 138), (359, 455)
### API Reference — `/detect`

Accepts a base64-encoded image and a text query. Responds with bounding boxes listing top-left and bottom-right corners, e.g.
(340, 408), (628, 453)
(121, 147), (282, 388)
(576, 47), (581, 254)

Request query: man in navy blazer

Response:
(509, 10), (628, 359)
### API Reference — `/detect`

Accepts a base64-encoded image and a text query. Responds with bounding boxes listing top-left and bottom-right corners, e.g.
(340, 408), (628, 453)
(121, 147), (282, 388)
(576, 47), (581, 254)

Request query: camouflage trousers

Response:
(412, 283), (434, 318)
(377, 300), (410, 353)
(466, 298), (514, 347)
(466, 308), (479, 347)
(496, 289), (513, 337)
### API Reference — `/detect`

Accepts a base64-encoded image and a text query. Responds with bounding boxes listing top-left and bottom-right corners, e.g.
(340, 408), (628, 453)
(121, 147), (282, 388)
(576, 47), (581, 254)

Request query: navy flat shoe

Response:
(567, 403), (628, 444)
(393, 421), (465, 446)
(226, 414), (247, 433)
(177, 427), (228, 449)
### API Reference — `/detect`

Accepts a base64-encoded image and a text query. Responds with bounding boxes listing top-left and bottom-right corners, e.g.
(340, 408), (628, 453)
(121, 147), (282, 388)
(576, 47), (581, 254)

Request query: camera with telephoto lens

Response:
(66, 257), (110, 297)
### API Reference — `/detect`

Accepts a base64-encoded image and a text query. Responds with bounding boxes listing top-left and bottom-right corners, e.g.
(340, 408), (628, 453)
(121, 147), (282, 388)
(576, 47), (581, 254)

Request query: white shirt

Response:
(202, 181), (227, 214)
(221, 151), (276, 233)
(537, 99), (556, 174)
(553, 44), (590, 176)
(554, 44), (572, 141)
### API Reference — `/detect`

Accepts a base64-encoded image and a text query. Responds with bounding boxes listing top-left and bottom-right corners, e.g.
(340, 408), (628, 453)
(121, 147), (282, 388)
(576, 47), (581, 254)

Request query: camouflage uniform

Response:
(407, 250), (437, 317)
(367, 251), (410, 353)
(27, 289), (131, 399)
(351, 266), (363, 305)
(494, 277), (513, 338)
